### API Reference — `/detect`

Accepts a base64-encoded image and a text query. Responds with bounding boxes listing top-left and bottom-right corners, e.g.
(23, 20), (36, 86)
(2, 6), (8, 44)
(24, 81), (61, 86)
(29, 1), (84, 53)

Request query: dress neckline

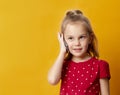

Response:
(70, 57), (94, 64)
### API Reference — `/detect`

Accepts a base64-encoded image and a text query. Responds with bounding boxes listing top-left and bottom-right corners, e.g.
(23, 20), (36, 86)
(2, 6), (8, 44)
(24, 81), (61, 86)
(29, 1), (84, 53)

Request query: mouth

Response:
(73, 48), (82, 52)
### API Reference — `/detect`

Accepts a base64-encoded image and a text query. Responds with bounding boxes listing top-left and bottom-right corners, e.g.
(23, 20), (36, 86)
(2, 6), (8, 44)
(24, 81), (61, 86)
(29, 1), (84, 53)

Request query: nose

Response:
(74, 39), (80, 46)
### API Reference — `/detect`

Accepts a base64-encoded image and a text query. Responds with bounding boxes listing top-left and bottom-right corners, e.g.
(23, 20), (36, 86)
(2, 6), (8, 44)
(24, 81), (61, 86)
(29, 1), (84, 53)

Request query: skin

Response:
(48, 22), (110, 95)
(100, 78), (110, 95)
(64, 22), (91, 62)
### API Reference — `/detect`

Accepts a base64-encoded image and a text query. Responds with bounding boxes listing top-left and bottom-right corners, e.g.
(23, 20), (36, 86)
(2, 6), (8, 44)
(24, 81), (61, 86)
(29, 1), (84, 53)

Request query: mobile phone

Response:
(64, 40), (69, 52)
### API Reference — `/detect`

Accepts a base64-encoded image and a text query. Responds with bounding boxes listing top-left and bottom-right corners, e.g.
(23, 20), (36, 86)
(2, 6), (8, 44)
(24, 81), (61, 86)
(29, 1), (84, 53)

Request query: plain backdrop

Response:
(0, 0), (119, 95)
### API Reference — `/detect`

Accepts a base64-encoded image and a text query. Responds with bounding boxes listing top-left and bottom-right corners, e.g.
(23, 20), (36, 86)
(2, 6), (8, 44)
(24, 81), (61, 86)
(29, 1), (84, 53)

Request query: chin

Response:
(72, 53), (83, 57)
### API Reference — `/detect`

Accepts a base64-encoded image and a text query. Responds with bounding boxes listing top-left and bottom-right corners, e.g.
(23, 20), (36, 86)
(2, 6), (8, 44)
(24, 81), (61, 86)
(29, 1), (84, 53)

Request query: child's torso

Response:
(60, 57), (100, 95)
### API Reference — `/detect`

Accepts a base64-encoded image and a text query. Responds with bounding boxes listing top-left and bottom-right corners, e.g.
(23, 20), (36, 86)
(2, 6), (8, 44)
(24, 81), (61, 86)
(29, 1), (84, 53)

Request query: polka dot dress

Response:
(60, 57), (111, 95)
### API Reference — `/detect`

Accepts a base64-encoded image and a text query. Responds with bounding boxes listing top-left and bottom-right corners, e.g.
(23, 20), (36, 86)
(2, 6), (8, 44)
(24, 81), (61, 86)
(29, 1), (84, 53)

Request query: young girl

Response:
(48, 9), (111, 95)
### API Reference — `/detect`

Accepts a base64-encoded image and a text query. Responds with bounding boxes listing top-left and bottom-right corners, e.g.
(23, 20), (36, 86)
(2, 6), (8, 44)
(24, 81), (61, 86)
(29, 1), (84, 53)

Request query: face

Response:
(64, 22), (91, 59)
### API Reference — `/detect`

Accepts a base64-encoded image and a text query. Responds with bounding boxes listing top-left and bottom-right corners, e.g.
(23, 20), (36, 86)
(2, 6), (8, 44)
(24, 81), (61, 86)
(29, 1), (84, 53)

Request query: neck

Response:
(72, 54), (92, 63)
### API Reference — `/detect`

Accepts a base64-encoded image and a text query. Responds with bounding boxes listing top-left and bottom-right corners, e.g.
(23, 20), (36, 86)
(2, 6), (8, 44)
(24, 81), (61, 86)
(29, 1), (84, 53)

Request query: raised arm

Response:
(47, 33), (67, 85)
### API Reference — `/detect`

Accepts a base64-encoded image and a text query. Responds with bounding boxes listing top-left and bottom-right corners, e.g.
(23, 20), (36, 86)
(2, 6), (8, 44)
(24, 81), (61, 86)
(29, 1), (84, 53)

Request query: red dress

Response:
(60, 57), (111, 95)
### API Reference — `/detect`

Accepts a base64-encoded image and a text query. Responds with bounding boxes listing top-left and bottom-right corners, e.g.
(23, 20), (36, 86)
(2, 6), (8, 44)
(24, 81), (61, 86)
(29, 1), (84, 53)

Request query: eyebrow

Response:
(66, 33), (88, 37)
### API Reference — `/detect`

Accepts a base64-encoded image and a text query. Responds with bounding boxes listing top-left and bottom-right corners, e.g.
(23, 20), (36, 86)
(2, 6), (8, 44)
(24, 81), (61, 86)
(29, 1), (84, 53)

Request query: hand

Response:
(57, 32), (67, 54)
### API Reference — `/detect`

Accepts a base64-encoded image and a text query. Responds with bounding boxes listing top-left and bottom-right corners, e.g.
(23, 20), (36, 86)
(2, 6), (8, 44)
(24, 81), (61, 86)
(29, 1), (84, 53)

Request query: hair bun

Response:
(66, 10), (83, 17)
(75, 10), (83, 15)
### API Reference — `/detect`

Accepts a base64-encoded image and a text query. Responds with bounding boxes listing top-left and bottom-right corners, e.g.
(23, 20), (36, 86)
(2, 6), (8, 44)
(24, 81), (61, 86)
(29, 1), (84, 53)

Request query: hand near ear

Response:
(58, 32), (67, 54)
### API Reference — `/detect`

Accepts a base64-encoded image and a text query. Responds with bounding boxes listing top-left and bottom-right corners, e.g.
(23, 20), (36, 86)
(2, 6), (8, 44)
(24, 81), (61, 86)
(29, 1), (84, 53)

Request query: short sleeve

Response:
(61, 61), (68, 79)
(99, 60), (111, 80)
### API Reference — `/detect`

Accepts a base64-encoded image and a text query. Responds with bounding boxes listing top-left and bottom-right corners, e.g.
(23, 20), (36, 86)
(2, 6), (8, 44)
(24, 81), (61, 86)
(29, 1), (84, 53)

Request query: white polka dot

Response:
(88, 64), (90, 66)
(75, 92), (77, 95)
(86, 71), (89, 73)
(92, 68), (94, 70)
(81, 82), (83, 85)
(78, 71), (80, 73)
(65, 74), (67, 77)
(62, 88), (64, 90)
(69, 70), (71, 73)
(84, 90), (86, 93)
(93, 62), (95, 64)
(81, 74), (84, 77)
(95, 72), (98, 74)
(96, 91), (98, 93)
(66, 93), (68, 95)
(90, 75), (93, 77)
(75, 85), (78, 88)
(82, 67), (85, 70)
(72, 89), (74, 92)
(78, 89), (80, 92)
(85, 78), (88, 80)
(76, 78), (79, 80)
(67, 86), (70, 88)
(74, 67), (76, 70)
(71, 81), (74, 84)
(90, 82), (92, 85)
(93, 86), (95, 89)
(73, 74), (75, 76)
(89, 90), (91, 92)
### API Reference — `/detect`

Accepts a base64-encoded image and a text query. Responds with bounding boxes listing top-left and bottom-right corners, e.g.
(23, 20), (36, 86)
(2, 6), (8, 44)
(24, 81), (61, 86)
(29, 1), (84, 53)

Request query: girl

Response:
(48, 9), (111, 95)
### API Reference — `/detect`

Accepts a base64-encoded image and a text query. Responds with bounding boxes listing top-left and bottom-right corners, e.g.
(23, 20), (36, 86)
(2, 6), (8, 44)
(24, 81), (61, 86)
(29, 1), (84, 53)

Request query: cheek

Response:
(66, 42), (73, 48)
(81, 40), (89, 47)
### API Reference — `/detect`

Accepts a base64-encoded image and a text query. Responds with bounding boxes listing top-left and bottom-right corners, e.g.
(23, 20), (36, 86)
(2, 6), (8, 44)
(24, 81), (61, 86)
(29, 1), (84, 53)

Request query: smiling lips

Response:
(73, 48), (82, 52)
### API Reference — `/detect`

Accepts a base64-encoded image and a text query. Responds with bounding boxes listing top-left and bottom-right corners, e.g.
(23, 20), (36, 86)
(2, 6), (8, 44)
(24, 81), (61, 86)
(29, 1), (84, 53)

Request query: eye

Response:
(68, 37), (73, 40)
(80, 36), (86, 39)
(66, 37), (74, 41)
(67, 36), (74, 41)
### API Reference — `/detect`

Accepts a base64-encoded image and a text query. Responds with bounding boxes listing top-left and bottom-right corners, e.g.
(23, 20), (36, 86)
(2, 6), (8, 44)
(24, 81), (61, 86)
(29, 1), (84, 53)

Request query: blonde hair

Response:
(60, 9), (99, 60)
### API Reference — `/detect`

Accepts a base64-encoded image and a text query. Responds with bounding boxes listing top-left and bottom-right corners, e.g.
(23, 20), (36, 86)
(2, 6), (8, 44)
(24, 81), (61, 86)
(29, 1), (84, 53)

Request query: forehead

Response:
(64, 22), (88, 35)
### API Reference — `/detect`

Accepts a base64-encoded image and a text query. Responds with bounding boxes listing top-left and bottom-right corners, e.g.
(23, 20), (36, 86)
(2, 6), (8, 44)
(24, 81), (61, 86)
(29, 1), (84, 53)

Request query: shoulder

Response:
(98, 59), (110, 70)
(62, 60), (71, 68)
(96, 58), (111, 79)
(92, 57), (109, 66)
(98, 59), (110, 68)
(63, 60), (71, 65)
(87, 57), (111, 79)
(91, 57), (110, 71)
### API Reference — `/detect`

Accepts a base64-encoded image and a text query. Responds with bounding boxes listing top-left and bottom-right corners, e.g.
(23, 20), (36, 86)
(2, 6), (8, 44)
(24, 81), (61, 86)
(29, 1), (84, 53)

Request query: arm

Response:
(99, 78), (110, 95)
(47, 33), (66, 85)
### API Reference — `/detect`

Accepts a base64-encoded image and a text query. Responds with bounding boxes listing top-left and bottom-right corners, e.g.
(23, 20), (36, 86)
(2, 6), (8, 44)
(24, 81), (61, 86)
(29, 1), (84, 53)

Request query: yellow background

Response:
(0, 0), (119, 95)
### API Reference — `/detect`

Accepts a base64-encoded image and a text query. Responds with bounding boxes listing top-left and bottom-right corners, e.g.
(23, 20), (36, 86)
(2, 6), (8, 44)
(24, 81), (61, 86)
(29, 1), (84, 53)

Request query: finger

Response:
(57, 32), (60, 39)
(58, 32), (63, 39)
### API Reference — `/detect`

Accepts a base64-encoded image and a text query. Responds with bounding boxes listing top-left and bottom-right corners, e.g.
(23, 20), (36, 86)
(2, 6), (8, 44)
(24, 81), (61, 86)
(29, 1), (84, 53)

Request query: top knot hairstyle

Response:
(66, 10), (83, 17)
(60, 9), (99, 60)
(65, 10), (84, 22)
